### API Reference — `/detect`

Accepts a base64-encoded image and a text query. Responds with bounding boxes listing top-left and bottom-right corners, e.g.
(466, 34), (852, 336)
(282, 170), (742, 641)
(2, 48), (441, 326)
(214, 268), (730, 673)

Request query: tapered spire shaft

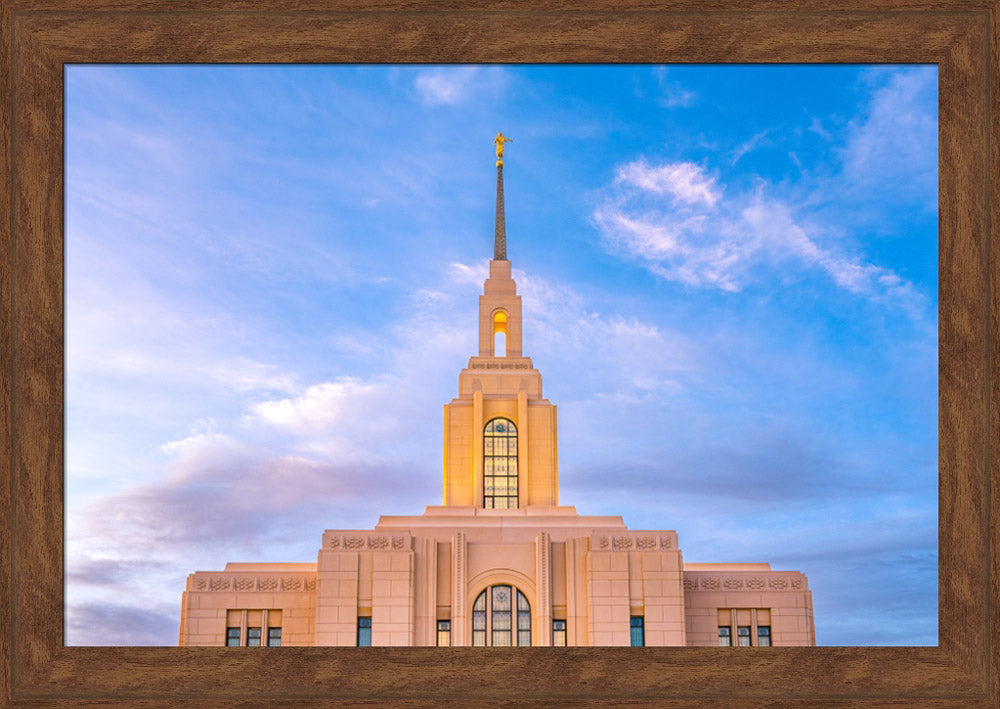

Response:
(493, 132), (512, 261)
(495, 163), (506, 260)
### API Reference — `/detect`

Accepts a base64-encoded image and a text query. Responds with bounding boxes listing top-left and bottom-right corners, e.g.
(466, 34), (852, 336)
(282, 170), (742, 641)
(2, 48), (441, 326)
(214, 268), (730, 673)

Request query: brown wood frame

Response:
(1, 1), (996, 706)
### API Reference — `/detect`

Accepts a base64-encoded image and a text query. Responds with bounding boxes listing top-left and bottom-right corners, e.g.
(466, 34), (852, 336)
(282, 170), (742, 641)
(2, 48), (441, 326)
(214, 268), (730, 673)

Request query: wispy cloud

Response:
(731, 130), (771, 165)
(653, 66), (698, 108)
(593, 158), (927, 317)
(840, 66), (937, 206)
(413, 66), (508, 106)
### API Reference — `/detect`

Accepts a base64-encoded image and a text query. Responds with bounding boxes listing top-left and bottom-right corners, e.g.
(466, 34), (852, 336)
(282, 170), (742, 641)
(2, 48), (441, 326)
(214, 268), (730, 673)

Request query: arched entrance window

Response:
(472, 585), (531, 646)
(484, 418), (518, 509)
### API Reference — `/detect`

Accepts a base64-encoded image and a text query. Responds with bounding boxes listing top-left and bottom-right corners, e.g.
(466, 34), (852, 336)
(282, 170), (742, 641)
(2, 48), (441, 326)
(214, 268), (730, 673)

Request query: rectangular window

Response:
(225, 627), (241, 647)
(718, 626), (732, 647)
(737, 625), (752, 647)
(552, 619), (567, 647)
(436, 620), (451, 647)
(267, 627), (282, 647)
(757, 625), (771, 647)
(630, 616), (644, 647)
(357, 617), (372, 646)
(247, 627), (261, 647)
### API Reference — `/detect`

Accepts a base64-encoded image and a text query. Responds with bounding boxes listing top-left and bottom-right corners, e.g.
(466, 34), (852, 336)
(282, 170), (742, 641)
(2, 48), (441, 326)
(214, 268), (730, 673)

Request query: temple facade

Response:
(178, 136), (815, 648)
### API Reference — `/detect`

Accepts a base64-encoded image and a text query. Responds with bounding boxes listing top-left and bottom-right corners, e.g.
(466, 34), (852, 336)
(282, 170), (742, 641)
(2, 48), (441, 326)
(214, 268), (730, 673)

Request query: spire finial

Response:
(493, 132), (510, 260)
(494, 131), (512, 167)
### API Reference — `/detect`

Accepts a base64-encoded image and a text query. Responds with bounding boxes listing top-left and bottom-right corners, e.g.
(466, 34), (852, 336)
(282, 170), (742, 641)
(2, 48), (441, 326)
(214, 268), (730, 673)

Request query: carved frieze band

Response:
(474, 362), (532, 370)
(682, 575), (805, 592)
(327, 535), (410, 551)
(191, 575), (317, 592)
(594, 534), (674, 551)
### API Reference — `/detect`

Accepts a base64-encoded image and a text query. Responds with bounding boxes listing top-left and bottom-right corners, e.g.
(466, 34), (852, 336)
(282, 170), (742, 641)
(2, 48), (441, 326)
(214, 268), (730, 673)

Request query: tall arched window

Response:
(484, 418), (518, 509)
(492, 310), (507, 357)
(472, 585), (531, 646)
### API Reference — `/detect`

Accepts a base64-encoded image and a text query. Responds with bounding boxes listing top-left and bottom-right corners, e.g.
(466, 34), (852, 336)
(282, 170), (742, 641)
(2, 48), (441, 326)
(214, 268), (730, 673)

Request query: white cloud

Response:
(841, 67), (937, 205)
(413, 67), (507, 106)
(653, 66), (697, 108)
(731, 130), (771, 165)
(594, 159), (927, 316)
(615, 160), (720, 207)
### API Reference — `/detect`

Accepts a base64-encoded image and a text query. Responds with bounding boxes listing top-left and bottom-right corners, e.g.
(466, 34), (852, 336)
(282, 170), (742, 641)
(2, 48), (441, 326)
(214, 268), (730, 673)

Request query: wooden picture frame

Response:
(2, 1), (996, 706)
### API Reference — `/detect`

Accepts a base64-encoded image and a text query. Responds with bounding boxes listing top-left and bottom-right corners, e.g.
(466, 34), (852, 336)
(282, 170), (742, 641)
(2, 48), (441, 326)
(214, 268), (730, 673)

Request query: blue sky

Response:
(65, 65), (938, 646)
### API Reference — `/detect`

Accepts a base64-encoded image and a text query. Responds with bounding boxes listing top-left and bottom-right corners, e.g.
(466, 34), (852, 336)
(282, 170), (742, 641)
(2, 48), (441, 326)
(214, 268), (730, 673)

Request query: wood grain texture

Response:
(1, 1), (996, 706)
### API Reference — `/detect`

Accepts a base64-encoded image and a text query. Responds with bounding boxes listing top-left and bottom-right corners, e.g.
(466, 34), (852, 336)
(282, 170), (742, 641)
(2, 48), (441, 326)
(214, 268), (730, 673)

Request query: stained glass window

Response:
(471, 585), (531, 646)
(437, 620), (451, 646)
(484, 418), (518, 509)
(757, 625), (771, 647)
(718, 626), (732, 646)
(516, 590), (531, 647)
(737, 625), (752, 647)
(472, 591), (487, 646)
(552, 619), (567, 646)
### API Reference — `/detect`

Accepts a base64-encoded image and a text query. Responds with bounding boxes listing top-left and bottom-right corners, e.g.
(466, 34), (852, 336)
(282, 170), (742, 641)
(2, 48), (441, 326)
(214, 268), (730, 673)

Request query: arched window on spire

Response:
(493, 310), (507, 357)
(484, 418), (517, 509)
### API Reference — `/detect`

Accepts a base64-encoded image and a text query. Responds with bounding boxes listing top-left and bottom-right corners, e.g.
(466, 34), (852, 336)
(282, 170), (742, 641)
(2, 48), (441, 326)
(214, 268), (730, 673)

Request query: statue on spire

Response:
(494, 132), (512, 166)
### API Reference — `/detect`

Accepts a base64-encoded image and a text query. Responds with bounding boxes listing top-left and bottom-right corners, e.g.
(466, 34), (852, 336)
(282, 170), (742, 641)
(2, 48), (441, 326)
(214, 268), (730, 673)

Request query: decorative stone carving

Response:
(305, 578), (317, 591)
(724, 577), (743, 590)
(768, 576), (788, 590)
(234, 577), (255, 591)
(791, 577), (803, 589)
(636, 536), (656, 550)
(281, 577), (303, 591)
(612, 536), (633, 550)
(392, 536), (405, 550)
(746, 577), (765, 590)
(700, 576), (720, 590)
(368, 536), (389, 550)
(659, 536), (673, 549)
(194, 577), (207, 590)
(598, 537), (610, 550)
(259, 577), (278, 591)
(329, 536), (341, 549)
(683, 577), (697, 591)
(344, 536), (365, 549)
(209, 576), (230, 591)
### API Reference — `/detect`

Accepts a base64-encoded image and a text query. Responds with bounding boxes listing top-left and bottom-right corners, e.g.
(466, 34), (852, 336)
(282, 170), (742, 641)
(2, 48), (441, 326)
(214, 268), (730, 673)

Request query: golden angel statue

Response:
(494, 132), (513, 165)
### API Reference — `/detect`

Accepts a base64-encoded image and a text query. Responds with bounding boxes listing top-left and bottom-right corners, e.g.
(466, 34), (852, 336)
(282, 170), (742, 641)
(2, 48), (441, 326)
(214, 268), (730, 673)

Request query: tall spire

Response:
(493, 132), (512, 261)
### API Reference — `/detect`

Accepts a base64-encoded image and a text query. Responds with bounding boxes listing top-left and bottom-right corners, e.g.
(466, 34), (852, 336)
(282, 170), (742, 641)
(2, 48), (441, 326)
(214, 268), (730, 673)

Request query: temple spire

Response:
(493, 132), (512, 261)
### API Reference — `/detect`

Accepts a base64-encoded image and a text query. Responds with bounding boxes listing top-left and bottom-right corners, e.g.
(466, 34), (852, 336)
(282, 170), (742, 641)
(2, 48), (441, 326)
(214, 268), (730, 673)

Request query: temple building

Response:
(178, 134), (816, 648)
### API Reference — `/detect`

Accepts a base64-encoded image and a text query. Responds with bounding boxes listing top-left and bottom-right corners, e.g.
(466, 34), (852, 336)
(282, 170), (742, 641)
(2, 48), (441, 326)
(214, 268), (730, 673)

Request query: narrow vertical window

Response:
(267, 627), (281, 647)
(552, 619), (567, 646)
(516, 590), (531, 646)
(472, 591), (487, 646)
(757, 625), (771, 647)
(483, 418), (518, 509)
(630, 616), (644, 647)
(718, 626), (732, 646)
(357, 617), (372, 646)
(737, 625), (752, 647)
(491, 585), (513, 647)
(493, 310), (507, 356)
(437, 620), (451, 646)
(225, 627), (241, 647)
(246, 627), (261, 647)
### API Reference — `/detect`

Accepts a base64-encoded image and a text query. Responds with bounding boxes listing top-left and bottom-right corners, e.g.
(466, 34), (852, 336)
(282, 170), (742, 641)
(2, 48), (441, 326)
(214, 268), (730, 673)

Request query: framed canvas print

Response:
(2, 1), (997, 707)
